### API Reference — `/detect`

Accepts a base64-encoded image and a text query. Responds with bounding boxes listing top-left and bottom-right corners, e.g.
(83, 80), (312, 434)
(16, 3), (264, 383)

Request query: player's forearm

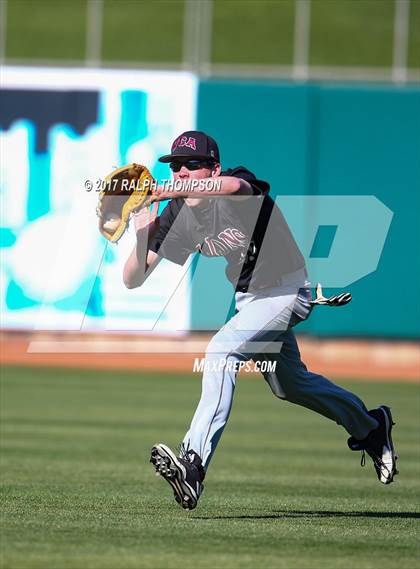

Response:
(123, 237), (148, 289)
(155, 176), (251, 200)
(123, 223), (158, 289)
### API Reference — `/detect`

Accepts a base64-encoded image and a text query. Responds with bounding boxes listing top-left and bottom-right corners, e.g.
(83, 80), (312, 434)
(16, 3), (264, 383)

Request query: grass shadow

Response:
(195, 509), (420, 521)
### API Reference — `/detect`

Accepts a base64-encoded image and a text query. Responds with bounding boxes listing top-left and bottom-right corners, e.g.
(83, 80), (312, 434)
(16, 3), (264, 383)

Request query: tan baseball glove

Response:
(96, 163), (156, 243)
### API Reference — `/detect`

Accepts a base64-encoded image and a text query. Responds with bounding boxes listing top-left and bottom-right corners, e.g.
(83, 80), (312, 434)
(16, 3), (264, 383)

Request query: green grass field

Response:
(1, 366), (419, 569)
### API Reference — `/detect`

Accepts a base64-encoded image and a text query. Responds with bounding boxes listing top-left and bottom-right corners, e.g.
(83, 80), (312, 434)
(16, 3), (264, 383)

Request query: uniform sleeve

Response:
(149, 200), (193, 265)
(222, 166), (270, 195)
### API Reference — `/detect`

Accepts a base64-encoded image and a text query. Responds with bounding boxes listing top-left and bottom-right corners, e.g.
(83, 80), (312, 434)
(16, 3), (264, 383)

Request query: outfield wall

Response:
(193, 80), (420, 338)
(1, 67), (419, 338)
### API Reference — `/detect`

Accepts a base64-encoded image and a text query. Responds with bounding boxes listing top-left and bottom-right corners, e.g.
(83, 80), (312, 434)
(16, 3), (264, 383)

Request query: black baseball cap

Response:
(158, 130), (220, 163)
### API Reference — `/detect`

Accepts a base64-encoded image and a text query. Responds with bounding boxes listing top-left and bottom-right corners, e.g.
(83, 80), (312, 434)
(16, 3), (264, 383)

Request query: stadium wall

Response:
(1, 68), (419, 339)
(193, 80), (420, 338)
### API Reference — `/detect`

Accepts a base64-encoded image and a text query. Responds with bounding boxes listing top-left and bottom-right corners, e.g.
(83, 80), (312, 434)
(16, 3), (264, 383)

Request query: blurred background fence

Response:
(1, 0), (419, 82)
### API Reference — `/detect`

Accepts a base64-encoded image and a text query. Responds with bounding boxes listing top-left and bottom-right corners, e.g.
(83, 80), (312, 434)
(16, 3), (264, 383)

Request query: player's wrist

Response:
(151, 185), (172, 201)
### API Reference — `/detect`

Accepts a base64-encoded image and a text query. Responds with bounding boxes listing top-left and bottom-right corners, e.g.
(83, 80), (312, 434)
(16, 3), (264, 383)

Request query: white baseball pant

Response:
(182, 269), (379, 469)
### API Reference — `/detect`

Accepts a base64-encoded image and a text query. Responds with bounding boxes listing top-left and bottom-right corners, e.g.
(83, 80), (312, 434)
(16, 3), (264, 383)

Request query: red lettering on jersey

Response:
(205, 237), (229, 256)
(218, 228), (247, 248)
(204, 228), (247, 257)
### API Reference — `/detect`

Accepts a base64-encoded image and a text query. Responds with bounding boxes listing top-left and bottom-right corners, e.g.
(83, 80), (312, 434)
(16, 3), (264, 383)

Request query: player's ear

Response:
(211, 163), (222, 177)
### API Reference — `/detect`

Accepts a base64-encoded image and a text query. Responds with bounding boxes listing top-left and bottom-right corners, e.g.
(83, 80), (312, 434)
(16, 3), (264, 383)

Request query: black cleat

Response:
(150, 443), (205, 510)
(348, 405), (398, 484)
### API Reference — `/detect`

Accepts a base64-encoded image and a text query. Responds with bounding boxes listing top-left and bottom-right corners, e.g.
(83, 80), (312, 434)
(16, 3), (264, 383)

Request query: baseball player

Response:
(123, 131), (398, 510)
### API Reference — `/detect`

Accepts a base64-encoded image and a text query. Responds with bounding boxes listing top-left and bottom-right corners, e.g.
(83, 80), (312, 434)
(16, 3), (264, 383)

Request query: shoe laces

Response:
(178, 442), (193, 462)
(359, 446), (393, 479)
(178, 443), (205, 481)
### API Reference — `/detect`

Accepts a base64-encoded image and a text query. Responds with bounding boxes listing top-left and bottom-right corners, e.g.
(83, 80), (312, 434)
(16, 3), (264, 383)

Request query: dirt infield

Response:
(1, 330), (418, 382)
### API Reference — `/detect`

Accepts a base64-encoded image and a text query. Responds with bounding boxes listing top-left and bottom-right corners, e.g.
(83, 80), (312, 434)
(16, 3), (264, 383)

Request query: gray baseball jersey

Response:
(149, 166), (306, 292)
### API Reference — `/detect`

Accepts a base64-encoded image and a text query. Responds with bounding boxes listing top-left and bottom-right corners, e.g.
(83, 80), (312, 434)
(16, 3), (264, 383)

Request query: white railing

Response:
(85, 0), (103, 68)
(293, 0), (311, 80)
(392, 0), (411, 83)
(0, 0), (7, 65)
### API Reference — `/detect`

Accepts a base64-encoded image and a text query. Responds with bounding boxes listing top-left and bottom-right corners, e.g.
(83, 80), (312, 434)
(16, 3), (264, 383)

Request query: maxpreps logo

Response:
(193, 358), (276, 373)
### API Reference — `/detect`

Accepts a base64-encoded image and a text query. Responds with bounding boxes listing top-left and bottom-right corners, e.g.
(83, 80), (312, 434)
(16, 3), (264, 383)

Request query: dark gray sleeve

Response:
(222, 166), (270, 195)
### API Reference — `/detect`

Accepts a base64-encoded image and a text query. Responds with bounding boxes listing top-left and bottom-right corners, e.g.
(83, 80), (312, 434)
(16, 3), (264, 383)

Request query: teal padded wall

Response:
(193, 80), (420, 338)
